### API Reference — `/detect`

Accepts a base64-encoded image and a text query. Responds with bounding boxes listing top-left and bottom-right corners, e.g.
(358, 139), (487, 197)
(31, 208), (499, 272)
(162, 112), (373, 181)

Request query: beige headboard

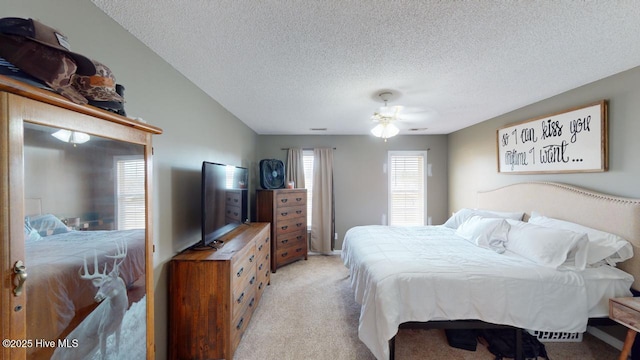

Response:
(477, 182), (640, 290)
(25, 198), (42, 217)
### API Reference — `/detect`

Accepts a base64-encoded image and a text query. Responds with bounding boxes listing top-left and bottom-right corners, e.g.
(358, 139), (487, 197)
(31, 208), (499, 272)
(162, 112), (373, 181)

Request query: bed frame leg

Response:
(515, 328), (523, 360)
(389, 335), (395, 360)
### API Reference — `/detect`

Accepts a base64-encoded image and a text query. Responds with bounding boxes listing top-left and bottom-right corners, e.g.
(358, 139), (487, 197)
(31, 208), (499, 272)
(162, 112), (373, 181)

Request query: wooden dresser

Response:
(169, 222), (271, 360)
(256, 189), (308, 272)
(224, 190), (244, 223)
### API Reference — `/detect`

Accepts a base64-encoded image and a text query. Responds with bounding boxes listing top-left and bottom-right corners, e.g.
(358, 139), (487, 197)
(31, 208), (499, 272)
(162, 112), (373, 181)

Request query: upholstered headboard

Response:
(25, 198), (42, 217)
(477, 182), (640, 290)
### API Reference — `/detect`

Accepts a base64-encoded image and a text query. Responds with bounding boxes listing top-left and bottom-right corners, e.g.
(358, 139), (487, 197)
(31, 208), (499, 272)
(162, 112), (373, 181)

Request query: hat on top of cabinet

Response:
(0, 33), (89, 104)
(0, 17), (96, 75)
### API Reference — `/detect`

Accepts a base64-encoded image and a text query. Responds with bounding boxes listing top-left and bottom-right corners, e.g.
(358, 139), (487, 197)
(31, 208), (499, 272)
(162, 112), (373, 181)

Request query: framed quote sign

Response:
(497, 100), (608, 174)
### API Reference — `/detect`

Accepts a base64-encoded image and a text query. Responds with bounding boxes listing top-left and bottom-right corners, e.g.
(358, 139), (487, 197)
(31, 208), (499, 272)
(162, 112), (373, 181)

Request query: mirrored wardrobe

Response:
(1, 75), (161, 359)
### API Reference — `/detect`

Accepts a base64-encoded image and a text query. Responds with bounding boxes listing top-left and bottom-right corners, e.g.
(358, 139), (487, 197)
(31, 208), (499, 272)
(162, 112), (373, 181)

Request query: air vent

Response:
(409, 128), (428, 132)
(310, 128), (327, 131)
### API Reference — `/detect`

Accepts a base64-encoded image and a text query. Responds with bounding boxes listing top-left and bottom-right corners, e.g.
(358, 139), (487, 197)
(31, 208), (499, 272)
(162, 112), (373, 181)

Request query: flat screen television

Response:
(201, 161), (249, 247)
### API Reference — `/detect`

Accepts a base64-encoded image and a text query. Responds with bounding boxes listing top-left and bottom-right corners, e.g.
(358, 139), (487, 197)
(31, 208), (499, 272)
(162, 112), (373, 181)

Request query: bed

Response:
(23, 207), (146, 359)
(342, 182), (640, 360)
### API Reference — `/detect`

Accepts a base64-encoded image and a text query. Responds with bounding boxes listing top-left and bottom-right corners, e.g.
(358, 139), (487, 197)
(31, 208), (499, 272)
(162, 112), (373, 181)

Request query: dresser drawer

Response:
(256, 232), (270, 257)
(276, 244), (306, 266)
(256, 261), (270, 303)
(225, 204), (242, 222)
(232, 244), (256, 292)
(275, 191), (306, 208)
(257, 244), (270, 275)
(275, 229), (306, 249)
(610, 297), (640, 332)
(226, 190), (242, 206)
(275, 217), (306, 235)
(275, 205), (306, 221)
(231, 289), (257, 351)
(232, 276), (257, 320)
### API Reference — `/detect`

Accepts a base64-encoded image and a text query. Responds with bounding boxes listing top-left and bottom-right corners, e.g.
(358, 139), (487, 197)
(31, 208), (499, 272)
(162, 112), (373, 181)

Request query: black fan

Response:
(259, 159), (285, 189)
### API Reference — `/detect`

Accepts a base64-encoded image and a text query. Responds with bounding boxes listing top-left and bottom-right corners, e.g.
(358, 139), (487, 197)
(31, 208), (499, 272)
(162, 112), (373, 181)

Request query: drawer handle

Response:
(296, 223), (303, 227)
(296, 247), (303, 253)
(296, 197), (302, 201)
(237, 267), (244, 277)
(237, 292), (245, 304)
(258, 244), (263, 251)
(281, 225), (288, 230)
(266, 254), (270, 260)
(249, 255), (255, 262)
(281, 252), (288, 257)
(281, 212), (288, 216)
(250, 276), (256, 285)
(234, 198), (238, 203)
(265, 270), (270, 277)
(296, 210), (302, 214)
(249, 297), (255, 308)
(281, 239), (288, 244)
(265, 237), (269, 243)
(296, 235), (303, 240)
(281, 198), (288, 203)
(259, 263), (263, 271)
(236, 317), (244, 330)
(258, 282), (264, 290)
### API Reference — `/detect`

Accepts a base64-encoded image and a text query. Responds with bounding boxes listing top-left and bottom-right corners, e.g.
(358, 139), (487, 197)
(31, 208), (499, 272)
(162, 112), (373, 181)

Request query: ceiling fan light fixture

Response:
(370, 120), (399, 141)
(51, 129), (91, 145)
(370, 91), (401, 141)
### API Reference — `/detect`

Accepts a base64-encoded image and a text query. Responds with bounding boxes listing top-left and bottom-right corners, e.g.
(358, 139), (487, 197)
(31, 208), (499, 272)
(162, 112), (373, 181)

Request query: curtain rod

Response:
(280, 147), (337, 150)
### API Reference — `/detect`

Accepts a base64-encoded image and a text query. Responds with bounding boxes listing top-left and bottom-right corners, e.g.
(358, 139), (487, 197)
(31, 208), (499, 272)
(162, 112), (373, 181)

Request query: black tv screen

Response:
(201, 162), (248, 246)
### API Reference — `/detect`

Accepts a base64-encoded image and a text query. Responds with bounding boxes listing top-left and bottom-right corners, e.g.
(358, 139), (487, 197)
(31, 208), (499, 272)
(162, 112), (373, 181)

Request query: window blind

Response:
(389, 152), (426, 226)
(116, 157), (145, 230)
(303, 150), (314, 226)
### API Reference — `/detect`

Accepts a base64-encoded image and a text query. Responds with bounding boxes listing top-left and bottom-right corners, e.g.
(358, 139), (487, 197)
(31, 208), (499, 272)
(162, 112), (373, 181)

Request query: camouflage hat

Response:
(0, 17), (95, 76)
(0, 33), (88, 105)
(72, 59), (124, 103)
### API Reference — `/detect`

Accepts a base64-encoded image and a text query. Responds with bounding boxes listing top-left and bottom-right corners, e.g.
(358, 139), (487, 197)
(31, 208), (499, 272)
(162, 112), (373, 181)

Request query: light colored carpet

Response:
(234, 254), (620, 360)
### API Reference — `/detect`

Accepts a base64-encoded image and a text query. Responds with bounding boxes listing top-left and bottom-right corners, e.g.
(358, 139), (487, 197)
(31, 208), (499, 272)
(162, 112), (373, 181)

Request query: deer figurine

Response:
(52, 241), (129, 360)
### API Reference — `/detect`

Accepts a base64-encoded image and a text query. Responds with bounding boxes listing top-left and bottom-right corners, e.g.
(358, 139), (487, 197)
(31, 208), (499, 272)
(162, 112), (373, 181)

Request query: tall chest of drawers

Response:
(256, 189), (308, 272)
(169, 223), (271, 359)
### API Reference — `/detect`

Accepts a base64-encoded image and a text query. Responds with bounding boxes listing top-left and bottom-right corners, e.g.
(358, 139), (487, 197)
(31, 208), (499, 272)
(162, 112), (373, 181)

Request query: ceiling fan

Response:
(370, 91), (405, 141)
(370, 91), (433, 141)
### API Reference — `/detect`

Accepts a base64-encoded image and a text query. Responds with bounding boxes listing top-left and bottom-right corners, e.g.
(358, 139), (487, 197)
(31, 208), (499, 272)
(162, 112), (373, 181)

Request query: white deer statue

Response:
(52, 241), (129, 360)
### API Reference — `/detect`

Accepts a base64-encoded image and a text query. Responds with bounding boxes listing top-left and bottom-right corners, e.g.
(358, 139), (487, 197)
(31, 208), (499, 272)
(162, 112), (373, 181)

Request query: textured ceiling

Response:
(91, 1), (640, 135)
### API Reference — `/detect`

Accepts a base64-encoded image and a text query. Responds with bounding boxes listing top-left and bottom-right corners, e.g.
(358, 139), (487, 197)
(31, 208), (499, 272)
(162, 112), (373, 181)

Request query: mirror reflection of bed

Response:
(24, 122), (147, 360)
(342, 182), (640, 360)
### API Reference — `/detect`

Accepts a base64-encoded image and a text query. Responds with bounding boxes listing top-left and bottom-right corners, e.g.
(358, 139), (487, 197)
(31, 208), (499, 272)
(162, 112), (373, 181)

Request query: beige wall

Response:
(3, 1), (258, 359)
(256, 134), (449, 249)
(448, 66), (640, 212)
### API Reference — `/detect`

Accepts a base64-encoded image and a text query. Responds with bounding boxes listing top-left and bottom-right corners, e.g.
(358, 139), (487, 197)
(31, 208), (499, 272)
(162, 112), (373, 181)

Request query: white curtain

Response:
(286, 148), (305, 189)
(310, 148), (334, 253)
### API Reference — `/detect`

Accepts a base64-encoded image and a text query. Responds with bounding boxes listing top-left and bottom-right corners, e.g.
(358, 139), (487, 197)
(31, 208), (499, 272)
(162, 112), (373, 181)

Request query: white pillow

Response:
(24, 218), (43, 242)
(27, 213), (69, 236)
(455, 216), (510, 253)
(444, 208), (524, 229)
(505, 219), (589, 270)
(529, 213), (633, 266)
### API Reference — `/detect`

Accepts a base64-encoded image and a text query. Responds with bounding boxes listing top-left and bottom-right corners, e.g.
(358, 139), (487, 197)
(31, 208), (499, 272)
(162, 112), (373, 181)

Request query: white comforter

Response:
(342, 225), (595, 360)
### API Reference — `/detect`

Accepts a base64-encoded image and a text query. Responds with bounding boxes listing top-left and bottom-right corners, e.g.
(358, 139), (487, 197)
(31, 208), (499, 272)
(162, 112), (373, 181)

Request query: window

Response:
(303, 150), (314, 226)
(388, 151), (427, 226)
(115, 156), (146, 230)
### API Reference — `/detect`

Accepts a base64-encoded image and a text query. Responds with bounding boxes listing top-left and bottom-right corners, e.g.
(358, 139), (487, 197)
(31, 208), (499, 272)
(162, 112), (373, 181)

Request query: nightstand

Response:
(609, 297), (640, 360)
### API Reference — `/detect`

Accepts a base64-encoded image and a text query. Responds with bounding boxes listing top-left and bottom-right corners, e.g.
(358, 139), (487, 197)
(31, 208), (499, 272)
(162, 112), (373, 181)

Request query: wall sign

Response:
(497, 100), (608, 174)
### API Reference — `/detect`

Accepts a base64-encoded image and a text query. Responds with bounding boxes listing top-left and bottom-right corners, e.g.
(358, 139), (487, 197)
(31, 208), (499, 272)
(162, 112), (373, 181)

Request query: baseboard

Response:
(587, 325), (624, 350)
(308, 250), (341, 256)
